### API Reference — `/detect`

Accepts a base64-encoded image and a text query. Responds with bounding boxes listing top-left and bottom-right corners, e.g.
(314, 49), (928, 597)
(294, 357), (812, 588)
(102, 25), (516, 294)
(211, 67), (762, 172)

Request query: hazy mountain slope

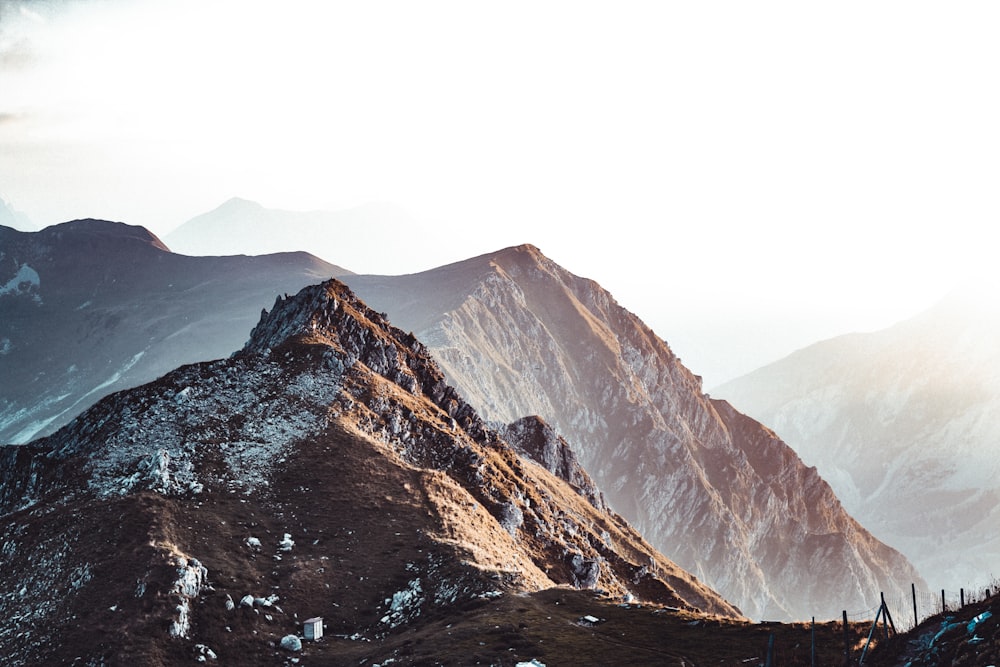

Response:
(165, 197), (434, 272)
(0, 196), (32, 231)
(714, 287), (1000, 590)
(343, 244), (926, 621)
(0, 220), (349, 443)
(0, 279), (739, 665)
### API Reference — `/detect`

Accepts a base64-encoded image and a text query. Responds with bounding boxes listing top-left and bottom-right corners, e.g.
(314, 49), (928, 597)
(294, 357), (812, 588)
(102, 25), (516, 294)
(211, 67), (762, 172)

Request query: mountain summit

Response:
(0, 278), (738, 665)
(345, 244), (927, 620)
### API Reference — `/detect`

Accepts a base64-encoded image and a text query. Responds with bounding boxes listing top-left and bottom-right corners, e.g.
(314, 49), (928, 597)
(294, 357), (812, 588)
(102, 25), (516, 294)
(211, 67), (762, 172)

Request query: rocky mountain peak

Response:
(1, 275), (741, 663)
(240, 279), (489, 444)
(344, 246), (927, 621)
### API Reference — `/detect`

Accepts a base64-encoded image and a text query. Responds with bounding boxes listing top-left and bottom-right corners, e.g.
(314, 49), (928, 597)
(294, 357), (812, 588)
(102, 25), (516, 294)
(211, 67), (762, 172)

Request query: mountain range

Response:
(0, 276), (740, 665)
(0, 219), (348, 444)
(164, 197), (444, 276)
(2, 215), (929, 625)
(714, 283), (1000, 591)
(341, 245), (926, 621)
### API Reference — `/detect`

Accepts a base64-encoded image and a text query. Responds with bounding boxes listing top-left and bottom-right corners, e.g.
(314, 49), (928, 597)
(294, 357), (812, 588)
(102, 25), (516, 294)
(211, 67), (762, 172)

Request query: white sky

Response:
(2, 0), (999, 385)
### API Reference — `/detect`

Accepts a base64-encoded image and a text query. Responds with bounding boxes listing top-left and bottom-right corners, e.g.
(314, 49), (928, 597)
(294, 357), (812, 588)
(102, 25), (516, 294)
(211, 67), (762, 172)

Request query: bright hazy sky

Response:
(2, 1), (998, 385)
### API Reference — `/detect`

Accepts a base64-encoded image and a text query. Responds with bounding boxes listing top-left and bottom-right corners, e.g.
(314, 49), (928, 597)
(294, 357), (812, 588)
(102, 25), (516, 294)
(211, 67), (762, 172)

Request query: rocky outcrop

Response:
(500, 416), (606, 511)
(345, 244), (927, 620)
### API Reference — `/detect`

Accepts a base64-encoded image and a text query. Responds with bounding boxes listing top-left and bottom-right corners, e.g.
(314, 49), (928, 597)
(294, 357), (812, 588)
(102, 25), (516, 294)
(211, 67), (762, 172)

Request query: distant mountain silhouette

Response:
(715, 281), (1000, 590)
(165, 198), (441, 274)
(0, 195), (33, 231)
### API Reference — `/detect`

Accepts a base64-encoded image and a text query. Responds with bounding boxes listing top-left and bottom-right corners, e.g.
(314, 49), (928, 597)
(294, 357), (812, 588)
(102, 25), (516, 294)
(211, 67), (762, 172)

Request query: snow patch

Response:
(52, 351), (345, 499)
(0, 264), (40, 299)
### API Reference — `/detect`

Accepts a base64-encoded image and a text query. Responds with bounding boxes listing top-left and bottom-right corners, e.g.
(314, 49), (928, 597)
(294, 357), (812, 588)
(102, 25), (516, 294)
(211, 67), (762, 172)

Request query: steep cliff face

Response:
(345, 244), (926, 620)
(714, 287), (1000, 590)
(0, 220), (348, 444)
(0, 278), (738, 665)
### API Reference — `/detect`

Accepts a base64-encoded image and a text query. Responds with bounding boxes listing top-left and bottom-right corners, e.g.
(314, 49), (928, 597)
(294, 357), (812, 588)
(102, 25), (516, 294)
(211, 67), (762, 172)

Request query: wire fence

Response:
(840, 577), (998, 632)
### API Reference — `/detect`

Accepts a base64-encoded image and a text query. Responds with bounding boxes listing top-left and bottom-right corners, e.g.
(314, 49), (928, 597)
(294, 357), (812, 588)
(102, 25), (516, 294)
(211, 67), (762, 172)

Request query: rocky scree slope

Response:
(0, 279), (739, 666)
(714, 286), (1000, 591)
(0, 219), (348, 444)
(344, 244), (927, 621)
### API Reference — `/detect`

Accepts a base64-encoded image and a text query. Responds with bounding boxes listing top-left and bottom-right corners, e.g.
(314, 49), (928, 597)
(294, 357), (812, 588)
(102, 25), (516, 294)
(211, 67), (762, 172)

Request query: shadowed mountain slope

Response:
(0, 220), (349, 443)
(344, 244), (926, 621)
(0, 279), (739, 666)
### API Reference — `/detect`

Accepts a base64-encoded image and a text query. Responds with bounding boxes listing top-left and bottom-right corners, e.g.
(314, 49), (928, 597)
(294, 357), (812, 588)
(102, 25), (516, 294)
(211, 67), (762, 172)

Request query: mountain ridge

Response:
(2, 219), (928, 623)
(0, 276), (740, 664)
(344, 244), (928, 621)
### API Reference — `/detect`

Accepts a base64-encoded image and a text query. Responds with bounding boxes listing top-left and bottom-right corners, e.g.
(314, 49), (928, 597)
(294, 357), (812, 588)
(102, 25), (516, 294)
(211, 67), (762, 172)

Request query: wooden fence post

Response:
(843, 610), (851, 667)
(912, 583), (918, 629)
(942, 589), (946, 613)
(811, 616), (816, 667)
(765, 633), (775, 667)
(960, 588), (965, 608)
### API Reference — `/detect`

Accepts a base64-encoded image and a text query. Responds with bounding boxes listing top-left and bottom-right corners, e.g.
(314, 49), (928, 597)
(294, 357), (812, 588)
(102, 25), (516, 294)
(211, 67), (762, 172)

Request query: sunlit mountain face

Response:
(344, 244), (928, 621)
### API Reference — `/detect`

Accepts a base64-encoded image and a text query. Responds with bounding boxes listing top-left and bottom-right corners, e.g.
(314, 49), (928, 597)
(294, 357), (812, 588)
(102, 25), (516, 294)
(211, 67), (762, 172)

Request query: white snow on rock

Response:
(0, 264), (40, 299)
(41, 349), (345, 500)
(245, 537), (261, 550)
(239, 595), (255, 608)
(279, 533), (294, 551)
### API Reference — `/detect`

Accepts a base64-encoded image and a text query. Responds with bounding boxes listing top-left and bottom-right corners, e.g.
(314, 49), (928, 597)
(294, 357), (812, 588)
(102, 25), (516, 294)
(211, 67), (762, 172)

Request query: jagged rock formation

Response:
(344, 244), (927, 620)
(714, 284), (1000, 591)
(500, 416), (607, 512)
(0, 279), (739, 666)
(0, 219), (348, 443)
